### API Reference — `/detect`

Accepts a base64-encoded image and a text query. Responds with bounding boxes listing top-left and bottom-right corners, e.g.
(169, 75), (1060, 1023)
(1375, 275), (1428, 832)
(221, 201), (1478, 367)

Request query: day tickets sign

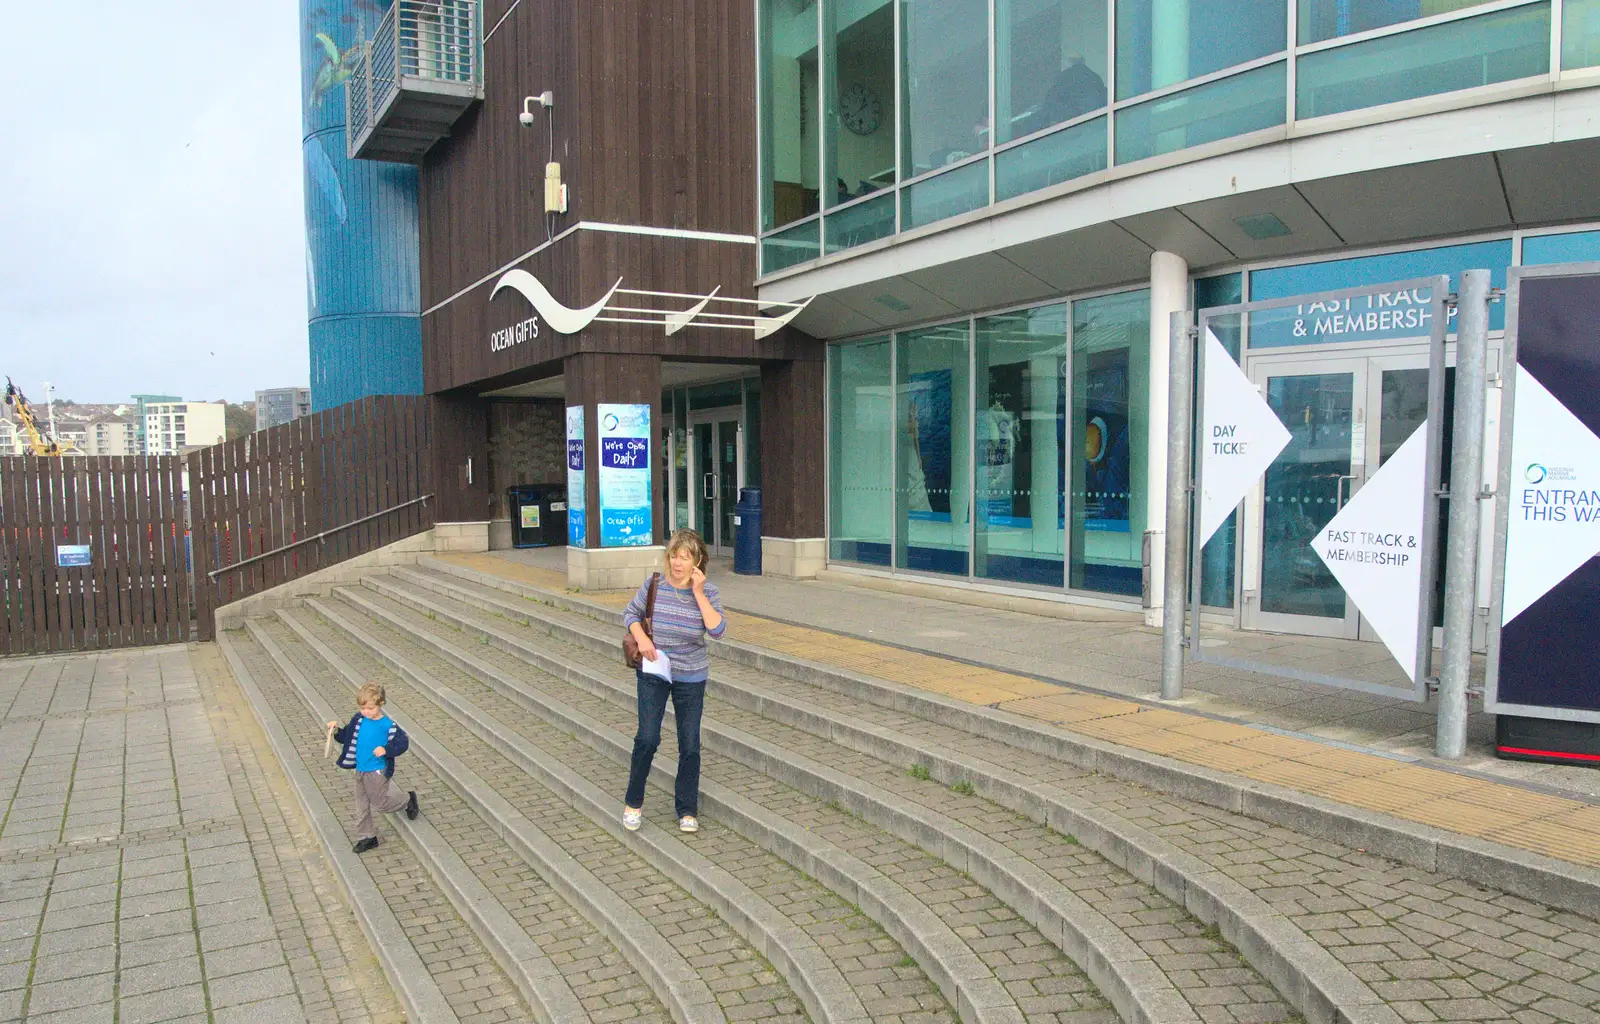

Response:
(597, 403), (652, 547)
(1310, 424), (1429, 680)
(1198, 329), (1292, 545)
(566, 405), (586, 546)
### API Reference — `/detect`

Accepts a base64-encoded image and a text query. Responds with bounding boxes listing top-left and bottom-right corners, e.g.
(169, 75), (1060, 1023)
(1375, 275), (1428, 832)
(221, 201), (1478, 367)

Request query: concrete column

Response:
(760, 358), (828, 578)
(428, 393), (491, 551)
(1145, 250), (1189, 627)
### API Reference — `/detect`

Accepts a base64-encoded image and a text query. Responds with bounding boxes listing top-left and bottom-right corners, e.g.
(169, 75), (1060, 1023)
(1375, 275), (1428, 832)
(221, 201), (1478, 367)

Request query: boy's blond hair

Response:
(356, 682), (386, 708)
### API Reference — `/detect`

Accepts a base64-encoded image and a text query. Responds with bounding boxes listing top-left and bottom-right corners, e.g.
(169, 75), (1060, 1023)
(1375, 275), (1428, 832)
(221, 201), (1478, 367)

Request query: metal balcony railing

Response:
(346, 0), (482, 162)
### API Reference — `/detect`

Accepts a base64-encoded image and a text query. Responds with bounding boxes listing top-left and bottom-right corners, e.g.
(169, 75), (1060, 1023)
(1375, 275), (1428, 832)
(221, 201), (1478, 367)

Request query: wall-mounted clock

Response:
(840, 82), (882, 136)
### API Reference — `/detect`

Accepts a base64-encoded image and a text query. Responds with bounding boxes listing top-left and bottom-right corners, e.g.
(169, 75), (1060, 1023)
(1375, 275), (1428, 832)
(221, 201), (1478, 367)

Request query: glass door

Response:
(1245, 357), (1366, 638)
(688, 408), (745, 555)
(1242, 345), (1453, 641)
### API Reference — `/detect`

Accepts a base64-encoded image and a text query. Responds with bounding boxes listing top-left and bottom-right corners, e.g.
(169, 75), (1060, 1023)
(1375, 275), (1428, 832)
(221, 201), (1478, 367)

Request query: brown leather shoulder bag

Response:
(622, 572), (660, 668)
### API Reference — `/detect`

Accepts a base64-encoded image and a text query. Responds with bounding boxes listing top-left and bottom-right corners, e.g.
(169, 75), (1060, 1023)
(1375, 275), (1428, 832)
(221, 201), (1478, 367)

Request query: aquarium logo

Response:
(490, 270), (622, 336)
(1527, 463), (1547, 484)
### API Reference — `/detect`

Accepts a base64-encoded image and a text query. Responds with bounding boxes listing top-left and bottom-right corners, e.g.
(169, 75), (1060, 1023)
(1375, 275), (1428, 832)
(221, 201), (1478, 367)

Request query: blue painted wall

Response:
(300, 0), (424, 411)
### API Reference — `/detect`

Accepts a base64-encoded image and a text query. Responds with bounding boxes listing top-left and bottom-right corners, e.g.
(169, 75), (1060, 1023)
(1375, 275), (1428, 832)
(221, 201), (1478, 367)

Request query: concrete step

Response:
(218, 626), (528, 1024)
(263, 606), (809, 1024)
(342, 578), (1294, 1024)
(388, 561), (1600, 1024)
(310, 587), (1092, 1024)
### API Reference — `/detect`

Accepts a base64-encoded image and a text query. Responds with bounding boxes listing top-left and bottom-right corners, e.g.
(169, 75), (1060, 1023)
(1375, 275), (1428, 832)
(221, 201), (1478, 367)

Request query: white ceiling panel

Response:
(831, 275), (962, 329)
(999, 222), (1153, 293)
(1114, 209), (1236, 268)
(1297, 155), (1511, 246)
(1498, 137), (1600, 226)
(1179, 185), (1344, 259)
(900, 252), (1058, 313)
(792, 294), (886, 339)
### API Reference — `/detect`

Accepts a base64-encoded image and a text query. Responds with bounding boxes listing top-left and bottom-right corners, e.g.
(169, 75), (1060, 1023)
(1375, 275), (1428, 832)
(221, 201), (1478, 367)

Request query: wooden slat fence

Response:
(189, 395), (433, 640)
(0, 456), (191, 655)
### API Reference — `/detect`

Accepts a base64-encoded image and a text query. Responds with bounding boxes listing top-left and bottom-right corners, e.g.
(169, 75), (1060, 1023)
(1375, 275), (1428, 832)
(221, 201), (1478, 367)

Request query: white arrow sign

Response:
(1502, 370), (1600, 625)
(1310, 423), (1428, 680)
(1198, 329), (1293, 545)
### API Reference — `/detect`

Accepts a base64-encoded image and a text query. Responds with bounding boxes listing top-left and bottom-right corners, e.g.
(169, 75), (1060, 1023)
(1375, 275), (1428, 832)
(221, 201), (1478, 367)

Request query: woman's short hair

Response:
(666, 528), (709, 570)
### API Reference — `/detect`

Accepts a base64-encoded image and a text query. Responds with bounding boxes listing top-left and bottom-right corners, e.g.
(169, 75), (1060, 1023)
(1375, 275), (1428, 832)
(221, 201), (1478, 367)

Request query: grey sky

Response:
(0, 2), (306, 406)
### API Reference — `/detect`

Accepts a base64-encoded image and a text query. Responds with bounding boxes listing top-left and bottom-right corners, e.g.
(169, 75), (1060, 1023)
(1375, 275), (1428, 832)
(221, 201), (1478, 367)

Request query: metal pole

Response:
(1161, 309), (1194, 700)
(1437, 269), (1491, 758)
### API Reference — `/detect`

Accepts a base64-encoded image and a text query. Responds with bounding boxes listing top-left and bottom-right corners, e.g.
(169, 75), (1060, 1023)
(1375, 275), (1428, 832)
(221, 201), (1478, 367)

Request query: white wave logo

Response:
(491, 270), (622, 334)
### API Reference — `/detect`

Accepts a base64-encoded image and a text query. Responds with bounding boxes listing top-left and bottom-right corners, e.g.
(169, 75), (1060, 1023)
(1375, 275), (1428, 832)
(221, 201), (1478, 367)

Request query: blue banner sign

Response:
(57, 544), (91, 567)
(598, 403), (652, 547)
(566, 405), (586, 546)
(1250, 286), (1446, 348)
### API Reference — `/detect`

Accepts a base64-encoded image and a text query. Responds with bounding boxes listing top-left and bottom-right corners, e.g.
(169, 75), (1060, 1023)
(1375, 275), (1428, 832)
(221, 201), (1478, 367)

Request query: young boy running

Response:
(328, 682), (418, 853)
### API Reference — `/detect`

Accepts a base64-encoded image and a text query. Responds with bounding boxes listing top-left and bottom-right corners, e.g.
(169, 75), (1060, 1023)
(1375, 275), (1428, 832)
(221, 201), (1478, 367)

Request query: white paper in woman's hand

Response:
(641, 650), (672, 682)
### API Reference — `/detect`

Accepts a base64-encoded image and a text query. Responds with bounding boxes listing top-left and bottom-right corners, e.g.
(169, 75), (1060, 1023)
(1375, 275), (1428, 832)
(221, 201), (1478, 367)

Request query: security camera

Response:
(519, 110), (536, 127)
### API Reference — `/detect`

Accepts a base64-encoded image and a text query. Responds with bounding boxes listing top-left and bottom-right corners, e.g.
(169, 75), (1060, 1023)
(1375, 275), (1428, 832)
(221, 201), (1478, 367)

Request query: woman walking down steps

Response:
(622, 529), (726, 834)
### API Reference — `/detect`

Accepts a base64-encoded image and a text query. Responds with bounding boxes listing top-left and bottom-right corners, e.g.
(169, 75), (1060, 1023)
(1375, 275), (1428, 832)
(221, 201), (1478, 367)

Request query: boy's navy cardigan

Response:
(332, 714), (409, 778)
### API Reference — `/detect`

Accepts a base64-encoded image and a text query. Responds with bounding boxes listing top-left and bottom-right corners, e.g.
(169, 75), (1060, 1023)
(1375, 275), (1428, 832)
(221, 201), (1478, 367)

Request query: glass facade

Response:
(758, 0), (1566, 274)
(1296, 4), (1549, 120)
(975, 305), (1068, 585)
(828, 287), (1148, 598)
(1566, 0), (1600, 68)
(829, 337), (894, 565)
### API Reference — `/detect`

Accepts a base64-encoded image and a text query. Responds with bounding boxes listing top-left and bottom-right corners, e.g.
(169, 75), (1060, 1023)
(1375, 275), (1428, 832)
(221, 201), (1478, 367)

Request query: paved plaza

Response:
(0, 646), (399, 1024)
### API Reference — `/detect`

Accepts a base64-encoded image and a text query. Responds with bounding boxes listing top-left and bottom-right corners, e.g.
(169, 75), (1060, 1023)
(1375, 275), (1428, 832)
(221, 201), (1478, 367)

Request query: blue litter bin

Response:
(733, 488), (762, 576)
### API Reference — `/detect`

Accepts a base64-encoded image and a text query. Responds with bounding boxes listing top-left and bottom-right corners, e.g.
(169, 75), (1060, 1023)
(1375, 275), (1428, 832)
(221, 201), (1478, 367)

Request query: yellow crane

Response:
(4, 378), (79, 457)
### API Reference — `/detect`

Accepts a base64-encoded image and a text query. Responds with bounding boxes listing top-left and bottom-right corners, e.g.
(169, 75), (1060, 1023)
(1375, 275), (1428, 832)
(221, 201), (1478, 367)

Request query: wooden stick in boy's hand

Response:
(325, 720), (338, 758)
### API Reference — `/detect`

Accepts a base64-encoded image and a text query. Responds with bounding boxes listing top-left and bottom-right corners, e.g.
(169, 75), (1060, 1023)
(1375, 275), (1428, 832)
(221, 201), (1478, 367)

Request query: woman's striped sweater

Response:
(623, 575), (726, 682)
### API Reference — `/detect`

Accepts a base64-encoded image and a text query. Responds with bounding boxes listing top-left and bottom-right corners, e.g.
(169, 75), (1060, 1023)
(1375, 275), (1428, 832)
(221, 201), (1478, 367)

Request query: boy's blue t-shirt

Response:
(354, 715), (393, 772)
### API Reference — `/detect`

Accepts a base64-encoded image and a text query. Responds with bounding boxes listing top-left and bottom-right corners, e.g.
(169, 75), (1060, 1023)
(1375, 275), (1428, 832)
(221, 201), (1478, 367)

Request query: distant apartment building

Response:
(255, 387), (312, 431)
(144, 402), (225, 456)
(84, 415), (139, 456)
(131, 394), (182, 453)
(0, 417), (22, 456)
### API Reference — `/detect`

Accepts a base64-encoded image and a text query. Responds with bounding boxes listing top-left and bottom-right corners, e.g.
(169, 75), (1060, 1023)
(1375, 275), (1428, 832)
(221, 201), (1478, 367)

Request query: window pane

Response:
(897, 324), (972, 575)
(995, 0), (1109, 144)
(745, 377), (763, 495)
(825, 192), (896, 253)
(901, 0), (990, 179)
(1115, 0), (1285, 99)
(1523, 230), (1600, 264)
(1249, 238), (1512, 342)
(1193, 277), (1241, 609)
(1070, 289), (1149, 597)
(673, 390), (689, 530)
(995, 116), (1107, 202)
(763, 219), (821, 273)
(1114, 63), (1286, 164)
(1296, 4), (1549, 120)
(1565, 0), (1600, 68)
(761, 0), (821, 231)
(903, 159), (989, 229)
(829, 338), (893, 565)
(1299, 0), (1496, 44)
(824, 0), (895, 209)
(975, 303), (1067, 586)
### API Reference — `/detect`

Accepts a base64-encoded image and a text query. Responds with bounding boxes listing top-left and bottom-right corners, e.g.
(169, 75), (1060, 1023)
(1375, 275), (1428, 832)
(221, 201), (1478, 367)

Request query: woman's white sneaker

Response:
(678, 815), (699, 833)
(623, 806), (643, 831)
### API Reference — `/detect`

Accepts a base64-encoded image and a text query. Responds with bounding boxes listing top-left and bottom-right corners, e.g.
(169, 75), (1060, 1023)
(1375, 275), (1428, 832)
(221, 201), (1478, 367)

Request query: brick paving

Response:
(397, 563), (1600, 1024)
(438, 551), (1600, 866)
(263, 610), (810, 1023)
(318, 591), (977, 1024)
(0, 645), (401, 1024)
(361, 582), (1280, 1024)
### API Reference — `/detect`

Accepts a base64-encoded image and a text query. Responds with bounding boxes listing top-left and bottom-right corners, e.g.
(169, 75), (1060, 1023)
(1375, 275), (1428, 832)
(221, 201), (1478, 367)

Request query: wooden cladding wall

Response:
(0, 457), (191, 656)
(189, 396), (433, 640)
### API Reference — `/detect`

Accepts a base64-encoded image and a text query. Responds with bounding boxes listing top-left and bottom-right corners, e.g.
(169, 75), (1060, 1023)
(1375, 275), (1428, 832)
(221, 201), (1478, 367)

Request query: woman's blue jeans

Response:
(623, 671), (705, 818)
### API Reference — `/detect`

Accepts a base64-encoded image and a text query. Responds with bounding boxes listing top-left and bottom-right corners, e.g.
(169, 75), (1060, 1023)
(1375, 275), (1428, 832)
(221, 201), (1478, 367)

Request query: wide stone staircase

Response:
(217, 558), (1600, 1024)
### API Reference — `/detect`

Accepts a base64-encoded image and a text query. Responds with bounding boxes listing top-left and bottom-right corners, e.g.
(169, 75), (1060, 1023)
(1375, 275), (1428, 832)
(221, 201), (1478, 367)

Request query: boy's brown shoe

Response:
(353, 837), (379, 853)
